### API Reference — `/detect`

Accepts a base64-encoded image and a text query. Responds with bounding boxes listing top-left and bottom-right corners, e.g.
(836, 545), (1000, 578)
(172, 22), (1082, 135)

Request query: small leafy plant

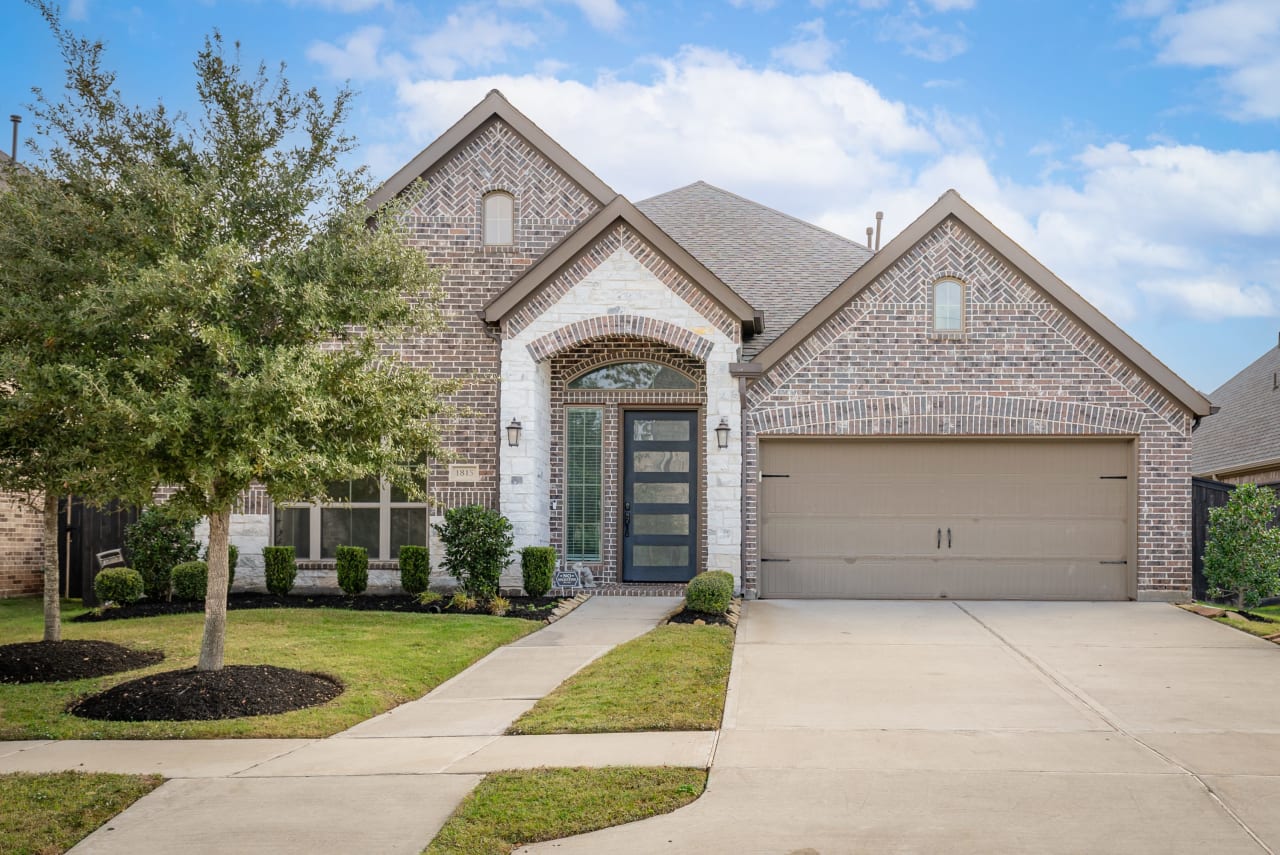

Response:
(434, 505), (513, 599)
(124, 506), (199, 600)
(263, 546), (298, 596)
(521, 546), (556, 599)
(417, 590), (442, 607)
(488, 595), (511, 617)
(449, 591), (478, 612)
(399, 545), (430, 595)
(171, 561), (209, 601)
(1204, 483), (1280, 608)
(94, 567), (145, 606)
(336, 546), (369, 596)
(685, 570), (734, 616)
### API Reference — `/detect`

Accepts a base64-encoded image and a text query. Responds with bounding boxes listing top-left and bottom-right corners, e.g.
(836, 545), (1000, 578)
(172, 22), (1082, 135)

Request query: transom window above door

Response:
(567, 361), (696, 390)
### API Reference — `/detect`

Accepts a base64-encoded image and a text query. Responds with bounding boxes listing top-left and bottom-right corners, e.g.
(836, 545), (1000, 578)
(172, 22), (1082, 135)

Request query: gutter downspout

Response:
(739, 375), (748, 599)
(480, 315), (503, 513)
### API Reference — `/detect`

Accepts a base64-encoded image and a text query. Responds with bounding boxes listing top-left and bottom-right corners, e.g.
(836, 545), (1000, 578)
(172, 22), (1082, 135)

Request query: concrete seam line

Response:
(440, 734), (503, 772)
(230, 738), (323, 778)
(953, 602), (1275, 855)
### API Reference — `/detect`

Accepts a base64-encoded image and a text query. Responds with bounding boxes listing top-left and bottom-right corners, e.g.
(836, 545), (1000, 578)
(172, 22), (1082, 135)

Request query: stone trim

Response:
(527, 314), (715, 363)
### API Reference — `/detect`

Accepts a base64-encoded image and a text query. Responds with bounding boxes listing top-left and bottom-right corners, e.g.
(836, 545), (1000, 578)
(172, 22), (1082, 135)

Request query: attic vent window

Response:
(483, 191), (514, 246)
(933, 279), (964, 333)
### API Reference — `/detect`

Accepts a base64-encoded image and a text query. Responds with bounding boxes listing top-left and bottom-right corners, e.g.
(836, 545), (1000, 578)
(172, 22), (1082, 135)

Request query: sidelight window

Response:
(565, 408), (603, 561)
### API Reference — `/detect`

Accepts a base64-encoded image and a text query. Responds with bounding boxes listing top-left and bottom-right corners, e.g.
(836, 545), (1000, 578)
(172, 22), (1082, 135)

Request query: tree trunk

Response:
(197, 508), (232, 671)
(42, 492), (61, 643)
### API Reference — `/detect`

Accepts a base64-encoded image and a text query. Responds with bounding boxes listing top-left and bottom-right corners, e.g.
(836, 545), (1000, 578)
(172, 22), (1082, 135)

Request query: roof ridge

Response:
(643, 180), (871, 253)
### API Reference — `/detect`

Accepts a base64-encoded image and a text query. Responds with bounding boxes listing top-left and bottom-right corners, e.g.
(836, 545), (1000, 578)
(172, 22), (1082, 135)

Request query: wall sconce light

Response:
(715, 417), (731, 449)
(506, 418), (522, 448)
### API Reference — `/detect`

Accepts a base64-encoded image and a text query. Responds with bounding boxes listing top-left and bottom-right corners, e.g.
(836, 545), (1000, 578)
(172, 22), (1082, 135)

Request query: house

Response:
(219, 90), (1211, 601)
(1192, 337), (1280, 487)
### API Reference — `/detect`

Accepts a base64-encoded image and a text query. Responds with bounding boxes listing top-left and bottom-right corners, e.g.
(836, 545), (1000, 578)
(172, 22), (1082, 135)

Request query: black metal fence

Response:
(57, 497), (139, 606)
(1192, 477), (1280, 601)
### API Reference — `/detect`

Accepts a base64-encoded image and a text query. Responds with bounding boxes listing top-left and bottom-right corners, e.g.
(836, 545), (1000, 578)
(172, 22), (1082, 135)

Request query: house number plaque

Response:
(448, 464), (480, 483)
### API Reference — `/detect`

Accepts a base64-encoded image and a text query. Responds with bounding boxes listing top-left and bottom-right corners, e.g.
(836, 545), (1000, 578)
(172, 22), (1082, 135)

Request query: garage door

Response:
(759, 439), (1133, 600)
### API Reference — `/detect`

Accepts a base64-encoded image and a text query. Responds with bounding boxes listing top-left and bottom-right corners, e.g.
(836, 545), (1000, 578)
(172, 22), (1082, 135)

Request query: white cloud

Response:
(771, 18), (839, 72)
(415, 7), (539, 78)
(878, 12), (968, 62)
(291, 0), (390, 10)
(567, 0), (625, 31)
(1144, 0), (1280, 119)
(1139, 277), (1277, 319)
(67, 0), (89, 20)
(922, 0), (974, 10)
(728, 0), (779, 9)
(307, 26), (408, 80)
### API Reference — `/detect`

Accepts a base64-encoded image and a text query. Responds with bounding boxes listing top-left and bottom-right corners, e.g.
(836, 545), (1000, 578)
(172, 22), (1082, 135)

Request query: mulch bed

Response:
(0, 640), (164, 684)
(667, 607), (734, 627)
(71, 592), (566, 623)
(69, 665), (343, 722)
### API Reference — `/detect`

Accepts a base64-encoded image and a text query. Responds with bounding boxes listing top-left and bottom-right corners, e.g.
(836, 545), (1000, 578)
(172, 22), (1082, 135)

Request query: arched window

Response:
(567, 361), (697, 390)
(933, 279), (964, 332)
(483, 191), (514, 245)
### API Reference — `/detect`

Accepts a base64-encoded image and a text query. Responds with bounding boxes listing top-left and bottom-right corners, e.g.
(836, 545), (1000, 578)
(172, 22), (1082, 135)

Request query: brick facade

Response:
(743, 217), (1193, 599)
(0, 491), (43, 598)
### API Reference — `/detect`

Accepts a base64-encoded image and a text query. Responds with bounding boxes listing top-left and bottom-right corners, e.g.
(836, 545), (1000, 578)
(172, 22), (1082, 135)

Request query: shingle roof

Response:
(636, 181), (872, 357)
(1192, 341), (1280, 477)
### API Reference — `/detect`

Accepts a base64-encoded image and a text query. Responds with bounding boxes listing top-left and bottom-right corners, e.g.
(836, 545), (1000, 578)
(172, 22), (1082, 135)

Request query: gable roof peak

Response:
(366, 90), (614, 210)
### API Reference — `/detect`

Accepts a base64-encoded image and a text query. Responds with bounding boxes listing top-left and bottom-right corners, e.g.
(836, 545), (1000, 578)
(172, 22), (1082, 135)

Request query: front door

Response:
(622, 411), (698, 582)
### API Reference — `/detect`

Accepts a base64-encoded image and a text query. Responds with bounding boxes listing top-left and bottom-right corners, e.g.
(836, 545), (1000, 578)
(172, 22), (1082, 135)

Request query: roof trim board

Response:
(482, 194), (760, 330)
(365, 90), (615, 211)
(752, 189), (1212, 417)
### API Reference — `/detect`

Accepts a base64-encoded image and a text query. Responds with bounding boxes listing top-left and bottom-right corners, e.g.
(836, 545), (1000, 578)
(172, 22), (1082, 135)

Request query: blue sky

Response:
(2, 0), (1278, 393)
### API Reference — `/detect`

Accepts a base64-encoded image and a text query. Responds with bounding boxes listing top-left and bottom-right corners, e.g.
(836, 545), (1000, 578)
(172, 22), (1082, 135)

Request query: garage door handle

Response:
(947, 528), (952, 548)
(760, 558), (790, 563)
(1099, 560), (1127, 565)
(937, 528), (941, 549)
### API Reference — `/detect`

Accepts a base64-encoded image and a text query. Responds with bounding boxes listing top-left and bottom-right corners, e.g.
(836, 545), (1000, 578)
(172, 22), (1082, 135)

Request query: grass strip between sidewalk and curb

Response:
(508, 624), (734, 734)
(425, 766), (707, 855)
(0, 596), (536, 739)
(0, 771), (162, 855)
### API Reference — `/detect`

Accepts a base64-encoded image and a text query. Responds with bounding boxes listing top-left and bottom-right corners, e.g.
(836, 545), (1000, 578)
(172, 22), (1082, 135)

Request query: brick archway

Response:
(525, 315), (714, 363)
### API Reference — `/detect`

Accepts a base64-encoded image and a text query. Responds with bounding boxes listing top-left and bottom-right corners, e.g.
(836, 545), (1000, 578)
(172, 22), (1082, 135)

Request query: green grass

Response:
(0, 596), (536, 739)
(509, 624), (733, 734)
(0, 771), (162, 855)
(1189, 601), (1280, 640)
(425, 767), (706, 855)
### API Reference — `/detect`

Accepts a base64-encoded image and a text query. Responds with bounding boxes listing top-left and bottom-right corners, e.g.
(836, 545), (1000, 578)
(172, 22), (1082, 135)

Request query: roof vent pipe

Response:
(874, 211), (883, 251)
(865, 226), (874, 249)
(9, 114), (19, 162)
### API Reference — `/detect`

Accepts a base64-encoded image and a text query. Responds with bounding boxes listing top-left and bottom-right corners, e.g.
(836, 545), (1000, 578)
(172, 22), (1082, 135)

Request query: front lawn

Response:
(425, 766), (706, 855)
(0, 596), (536, 739)
(1187, 602), (1280, 640)
(508, 624), (733, 734)
(0, 771), (162, 855)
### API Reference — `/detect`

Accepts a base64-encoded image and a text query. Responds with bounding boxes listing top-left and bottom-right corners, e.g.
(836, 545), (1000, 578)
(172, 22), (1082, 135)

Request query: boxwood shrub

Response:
(171, 560), (209, 601)
(521, 546), (556, 598)
(262, 546), (297, 596)
(336, 545), (369, 596)
(399, 545), (430, 595)
(434, 505), (513, 599)
(685, 570), (734, 615)
(94, 567), (145, 605)
(124, 506), (199, 600)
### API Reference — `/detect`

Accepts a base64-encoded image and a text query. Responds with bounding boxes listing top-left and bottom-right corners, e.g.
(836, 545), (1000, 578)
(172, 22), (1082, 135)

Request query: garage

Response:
(759, 438), (1134, 600)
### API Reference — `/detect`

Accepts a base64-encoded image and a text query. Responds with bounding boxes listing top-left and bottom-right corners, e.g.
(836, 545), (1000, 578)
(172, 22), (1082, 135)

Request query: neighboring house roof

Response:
(482, 195), (761, 333)
(1192, 341), (1280, 477)
(636, 181), (872, 358)
(365, 89), (615, 211)
(754, 189), (1213, 417)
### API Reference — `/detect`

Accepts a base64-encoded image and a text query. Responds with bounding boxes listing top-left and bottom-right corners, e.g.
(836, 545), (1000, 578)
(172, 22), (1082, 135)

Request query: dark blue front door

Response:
(622, 411), (698, 582)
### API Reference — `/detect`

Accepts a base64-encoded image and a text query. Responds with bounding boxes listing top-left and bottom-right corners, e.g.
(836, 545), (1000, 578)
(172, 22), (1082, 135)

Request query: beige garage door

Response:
(759, 439), (1133, 600)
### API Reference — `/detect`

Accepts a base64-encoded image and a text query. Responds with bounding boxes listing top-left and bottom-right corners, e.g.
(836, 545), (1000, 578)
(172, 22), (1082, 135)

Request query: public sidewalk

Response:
(0, 596), (710, 855)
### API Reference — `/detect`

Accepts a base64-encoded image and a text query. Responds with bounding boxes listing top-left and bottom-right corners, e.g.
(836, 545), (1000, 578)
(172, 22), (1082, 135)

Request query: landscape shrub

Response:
(1205, 483), (1280, 608)
(335, 545), (369, 596)
(488, 595), (511, 617)
(124, 506), (199, 600)
(685, 570), (734, 615)
(262, 546), (297, 596)
(94, 567), (145, 606)
(521, 546), (556, 598)
(417, 590), (442, 607)
(449, 591), (478, 612)
(202, 543), (238, 592)
(434, 505), (513, 599)
(399, 545), (430, 595)
(171, 561), (209, 601)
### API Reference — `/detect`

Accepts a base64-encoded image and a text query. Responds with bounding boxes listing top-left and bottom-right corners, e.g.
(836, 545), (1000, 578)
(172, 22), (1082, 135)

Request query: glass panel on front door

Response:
(623, 411), (698, 582)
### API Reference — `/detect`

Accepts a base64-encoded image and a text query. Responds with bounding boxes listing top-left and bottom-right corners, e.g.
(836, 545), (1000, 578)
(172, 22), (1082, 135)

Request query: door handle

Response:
(624, 502), (631, 537)
(937, 528), (941, 550)
(947, 528), (952, 549)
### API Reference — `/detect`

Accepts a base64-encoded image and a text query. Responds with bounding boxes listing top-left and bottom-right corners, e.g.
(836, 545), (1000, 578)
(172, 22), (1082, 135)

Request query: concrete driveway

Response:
(524, 601), (1280, 854)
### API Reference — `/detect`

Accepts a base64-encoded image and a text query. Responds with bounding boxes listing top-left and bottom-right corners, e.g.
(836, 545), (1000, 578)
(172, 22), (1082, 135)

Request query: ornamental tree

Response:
(4, 4), (456, 670)
(1204, 483), (1280, 609)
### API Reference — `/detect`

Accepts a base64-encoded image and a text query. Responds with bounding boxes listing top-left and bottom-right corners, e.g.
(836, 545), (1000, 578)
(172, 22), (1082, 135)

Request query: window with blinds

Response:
(566, 408), (602, 561)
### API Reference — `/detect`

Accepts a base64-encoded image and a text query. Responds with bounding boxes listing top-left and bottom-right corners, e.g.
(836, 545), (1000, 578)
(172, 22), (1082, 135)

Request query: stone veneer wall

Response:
(0, 492), (43, 597)
(501, 227), (743, 590)
(744, 217), (1194, 600)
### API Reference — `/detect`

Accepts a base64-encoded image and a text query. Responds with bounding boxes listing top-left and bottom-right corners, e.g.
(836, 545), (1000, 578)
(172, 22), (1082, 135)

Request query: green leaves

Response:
(1204, 483), (1280, 608)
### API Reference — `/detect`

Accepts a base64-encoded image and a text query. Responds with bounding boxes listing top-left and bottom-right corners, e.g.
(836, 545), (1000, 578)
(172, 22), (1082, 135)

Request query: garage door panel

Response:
(760, 439), (1132, 600)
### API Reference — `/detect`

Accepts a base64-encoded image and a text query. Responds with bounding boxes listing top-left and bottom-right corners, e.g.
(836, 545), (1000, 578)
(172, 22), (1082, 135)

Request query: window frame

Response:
(932, 278), (965, 334)
(272, 478), (429, 561)
(565, 360), (698, 391)
(564, 406), (604, 562)
(482, 190), (515, 246)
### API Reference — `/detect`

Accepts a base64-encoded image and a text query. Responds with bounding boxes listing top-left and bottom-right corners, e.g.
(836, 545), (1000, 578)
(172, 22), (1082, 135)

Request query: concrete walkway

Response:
(5, 596), (694, 855)
(521, 601), (1280, 855)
